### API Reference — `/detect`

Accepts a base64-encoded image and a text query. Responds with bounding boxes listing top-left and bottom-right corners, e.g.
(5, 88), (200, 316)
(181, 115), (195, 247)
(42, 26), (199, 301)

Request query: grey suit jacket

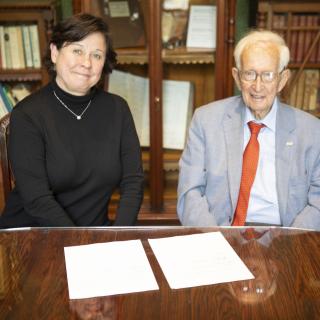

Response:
(177, 96), (320, 230)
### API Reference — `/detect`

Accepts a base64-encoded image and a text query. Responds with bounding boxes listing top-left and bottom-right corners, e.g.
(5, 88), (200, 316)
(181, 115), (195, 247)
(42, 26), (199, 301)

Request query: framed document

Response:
(186, 5), (217, 49)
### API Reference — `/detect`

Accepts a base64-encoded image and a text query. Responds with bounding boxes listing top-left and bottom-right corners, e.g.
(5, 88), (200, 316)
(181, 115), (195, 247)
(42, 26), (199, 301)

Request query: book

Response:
(303, 15), (313, 63)
(309, 15), (319, 63)
(101, 0), (146, 48)
(309, 70), (320, 111)
(0, 92), (8, 118)
(0, 83), (12, 113)
(3, 26), (12, 69)
(2, 85), (14, 111)
(29, 24), (41, 68)
(302, 70), (313, 111)
(108, 69), (194, 149)
(295, 71), (306, 109)
(16, 26), (26, 69)
(8, 26), (24, 69)
(21, 25), (33, 68)
(288, 71), (297, 107)
(0, 26), (6, 69)
(186, 5), (217, 49)
(296, 15), (306, 63)
(289, 15), (299, 62)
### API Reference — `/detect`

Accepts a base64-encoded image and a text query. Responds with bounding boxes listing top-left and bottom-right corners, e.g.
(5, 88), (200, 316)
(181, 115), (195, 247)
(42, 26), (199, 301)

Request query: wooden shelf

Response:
(116, 47), (148, 65)
(116, 47), (215, 65)
(0, 69), (43, 82)
(288, 63), (320, 69)
(163, 47), (215, 64)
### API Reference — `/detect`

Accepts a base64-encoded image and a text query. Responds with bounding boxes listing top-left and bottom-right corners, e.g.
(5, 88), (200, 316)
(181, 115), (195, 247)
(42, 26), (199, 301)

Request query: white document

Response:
(108, 70), (150, 146)
(64, 240), (159, 299)
(148, 232), (254, 289)
(108, 70), (193, 149)
(163, 0), (189, 10)
(186, 5), (217, 49)
(163, 80), (193, 149)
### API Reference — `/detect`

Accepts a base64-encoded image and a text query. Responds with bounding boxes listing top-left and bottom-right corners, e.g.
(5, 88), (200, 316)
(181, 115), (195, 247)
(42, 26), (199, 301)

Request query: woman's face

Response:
(51, 32), (106, 96)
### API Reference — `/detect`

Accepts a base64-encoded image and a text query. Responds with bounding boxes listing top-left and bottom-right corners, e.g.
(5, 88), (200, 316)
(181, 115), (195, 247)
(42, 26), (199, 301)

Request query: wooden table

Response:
(0, 227), (319, 319)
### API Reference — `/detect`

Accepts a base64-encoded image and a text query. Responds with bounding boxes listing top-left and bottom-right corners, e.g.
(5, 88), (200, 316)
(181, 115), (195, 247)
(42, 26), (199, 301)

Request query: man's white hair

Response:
(234, 30), (290, 72)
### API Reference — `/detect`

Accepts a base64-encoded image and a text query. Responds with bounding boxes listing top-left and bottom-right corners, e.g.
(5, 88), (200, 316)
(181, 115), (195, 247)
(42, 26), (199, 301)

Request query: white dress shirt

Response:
(243, 100), (281, 225)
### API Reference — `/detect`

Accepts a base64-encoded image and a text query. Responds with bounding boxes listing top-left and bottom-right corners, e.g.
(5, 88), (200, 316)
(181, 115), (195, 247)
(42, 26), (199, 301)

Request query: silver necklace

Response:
(53, 90), (92, 120)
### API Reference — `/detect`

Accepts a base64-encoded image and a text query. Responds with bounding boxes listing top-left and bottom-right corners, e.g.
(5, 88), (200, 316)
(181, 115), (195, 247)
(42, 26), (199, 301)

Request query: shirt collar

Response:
(244, 98), (278, 132)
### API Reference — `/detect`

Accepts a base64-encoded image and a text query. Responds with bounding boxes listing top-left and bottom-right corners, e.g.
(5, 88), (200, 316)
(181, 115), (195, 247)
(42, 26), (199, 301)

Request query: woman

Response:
(0, 14), (144, 227)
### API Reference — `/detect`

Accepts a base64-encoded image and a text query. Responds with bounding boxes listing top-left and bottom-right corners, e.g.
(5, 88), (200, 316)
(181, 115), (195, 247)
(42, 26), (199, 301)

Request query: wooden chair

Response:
(0, 113), (13, 204)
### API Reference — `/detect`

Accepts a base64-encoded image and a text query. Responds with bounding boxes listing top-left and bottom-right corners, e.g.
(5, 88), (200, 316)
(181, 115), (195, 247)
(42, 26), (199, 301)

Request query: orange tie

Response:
(232, 121), (264, 226)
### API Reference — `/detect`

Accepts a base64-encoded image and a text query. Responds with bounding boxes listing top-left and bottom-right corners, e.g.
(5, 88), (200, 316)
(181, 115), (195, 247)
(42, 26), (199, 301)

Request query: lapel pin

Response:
(286, 141), (293, 146)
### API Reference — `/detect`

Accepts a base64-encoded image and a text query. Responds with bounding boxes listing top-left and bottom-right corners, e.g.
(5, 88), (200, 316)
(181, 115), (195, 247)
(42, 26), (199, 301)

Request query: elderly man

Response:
(177, 30), (320, 229)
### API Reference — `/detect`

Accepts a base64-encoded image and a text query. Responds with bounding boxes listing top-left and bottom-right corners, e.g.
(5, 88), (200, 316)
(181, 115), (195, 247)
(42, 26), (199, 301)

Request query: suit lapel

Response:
(223, 99), (245, 212)
(275, 103), (296, 220)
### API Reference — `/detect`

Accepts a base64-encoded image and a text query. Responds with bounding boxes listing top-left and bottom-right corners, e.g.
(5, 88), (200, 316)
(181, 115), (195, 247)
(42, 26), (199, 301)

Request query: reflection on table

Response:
(0, 226), (319, 319)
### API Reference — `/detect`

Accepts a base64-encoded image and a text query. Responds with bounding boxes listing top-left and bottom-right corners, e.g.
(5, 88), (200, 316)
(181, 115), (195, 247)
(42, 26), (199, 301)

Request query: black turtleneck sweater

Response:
(0, 80), (144, 227)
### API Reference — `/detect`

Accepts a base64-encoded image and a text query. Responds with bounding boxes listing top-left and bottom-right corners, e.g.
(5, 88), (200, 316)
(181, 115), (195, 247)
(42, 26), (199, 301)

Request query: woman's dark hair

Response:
(44, 13), (117, 76)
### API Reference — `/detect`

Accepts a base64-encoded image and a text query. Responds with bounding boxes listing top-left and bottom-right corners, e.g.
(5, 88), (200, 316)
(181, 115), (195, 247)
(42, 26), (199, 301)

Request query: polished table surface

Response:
(0, 226), (319, 319)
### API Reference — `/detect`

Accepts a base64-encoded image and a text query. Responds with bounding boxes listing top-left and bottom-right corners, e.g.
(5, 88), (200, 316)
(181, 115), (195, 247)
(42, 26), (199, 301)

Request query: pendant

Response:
(77, 116), (81, 120)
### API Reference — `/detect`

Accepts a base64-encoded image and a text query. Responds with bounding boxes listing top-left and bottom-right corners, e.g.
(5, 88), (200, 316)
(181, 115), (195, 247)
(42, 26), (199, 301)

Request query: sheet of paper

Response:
(186, 5), (217, 49)
(64, 240), (159, 299)
(163, 80), (193, 149)
(148, 232), (254, 289)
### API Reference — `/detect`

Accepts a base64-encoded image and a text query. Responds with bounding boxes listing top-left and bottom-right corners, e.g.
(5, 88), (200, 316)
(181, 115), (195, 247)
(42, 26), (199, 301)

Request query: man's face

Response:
(232, 43), (290, 119)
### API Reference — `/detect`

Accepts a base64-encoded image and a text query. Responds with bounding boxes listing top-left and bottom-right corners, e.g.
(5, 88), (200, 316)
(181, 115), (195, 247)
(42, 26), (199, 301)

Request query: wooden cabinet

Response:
(257, 1), (320, 117)
(74, 0), (236, 222)
(0, 1), (56, 90)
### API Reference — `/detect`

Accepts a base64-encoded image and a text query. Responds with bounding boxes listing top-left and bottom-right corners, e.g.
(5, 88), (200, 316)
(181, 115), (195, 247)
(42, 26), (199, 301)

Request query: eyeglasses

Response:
(238, 70), (281, 83)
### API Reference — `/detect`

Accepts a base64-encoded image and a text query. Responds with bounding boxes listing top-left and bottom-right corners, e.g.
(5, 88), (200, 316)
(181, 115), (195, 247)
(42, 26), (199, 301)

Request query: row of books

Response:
(272, 14), (320, 63)
(288, 69), (320, 112)
(0, 24), (41, 70)
(0, 82), (31, 118)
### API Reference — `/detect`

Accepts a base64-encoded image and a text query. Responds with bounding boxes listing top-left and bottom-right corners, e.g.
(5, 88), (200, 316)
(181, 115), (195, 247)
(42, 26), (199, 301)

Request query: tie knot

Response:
(248, 121), (264, 134)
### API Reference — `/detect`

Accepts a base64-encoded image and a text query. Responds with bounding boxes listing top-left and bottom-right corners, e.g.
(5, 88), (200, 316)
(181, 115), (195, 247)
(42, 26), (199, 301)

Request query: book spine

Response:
(309, 70), (319, 111)
(2, 85), (14, 111)
(3, 26), (12, 69)
(309, 15), (318, 63)
(303, 15), (312, 63)
(296, 15), (306, 63)
(0, 92), (8, 118)
(29, 24), (41, 68)
(0, 83), (12, 113)
(21, 25), (33, 68)
(302, 70), (312, 111)
(290, 15), (299, 63)
(8, 26), (22, 69)
(295, 71), (306, 109)
(16, 26), (26, 69)
(0, 26), (6, 69)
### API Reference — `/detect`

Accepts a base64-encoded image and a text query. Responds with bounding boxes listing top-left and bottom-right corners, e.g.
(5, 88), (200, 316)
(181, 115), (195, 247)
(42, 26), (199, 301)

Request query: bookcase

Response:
(73, 0), (236, 223)
(0, 1), (56, 210)
(257, 0), (320, 117)
(0, 1), (56, 92)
